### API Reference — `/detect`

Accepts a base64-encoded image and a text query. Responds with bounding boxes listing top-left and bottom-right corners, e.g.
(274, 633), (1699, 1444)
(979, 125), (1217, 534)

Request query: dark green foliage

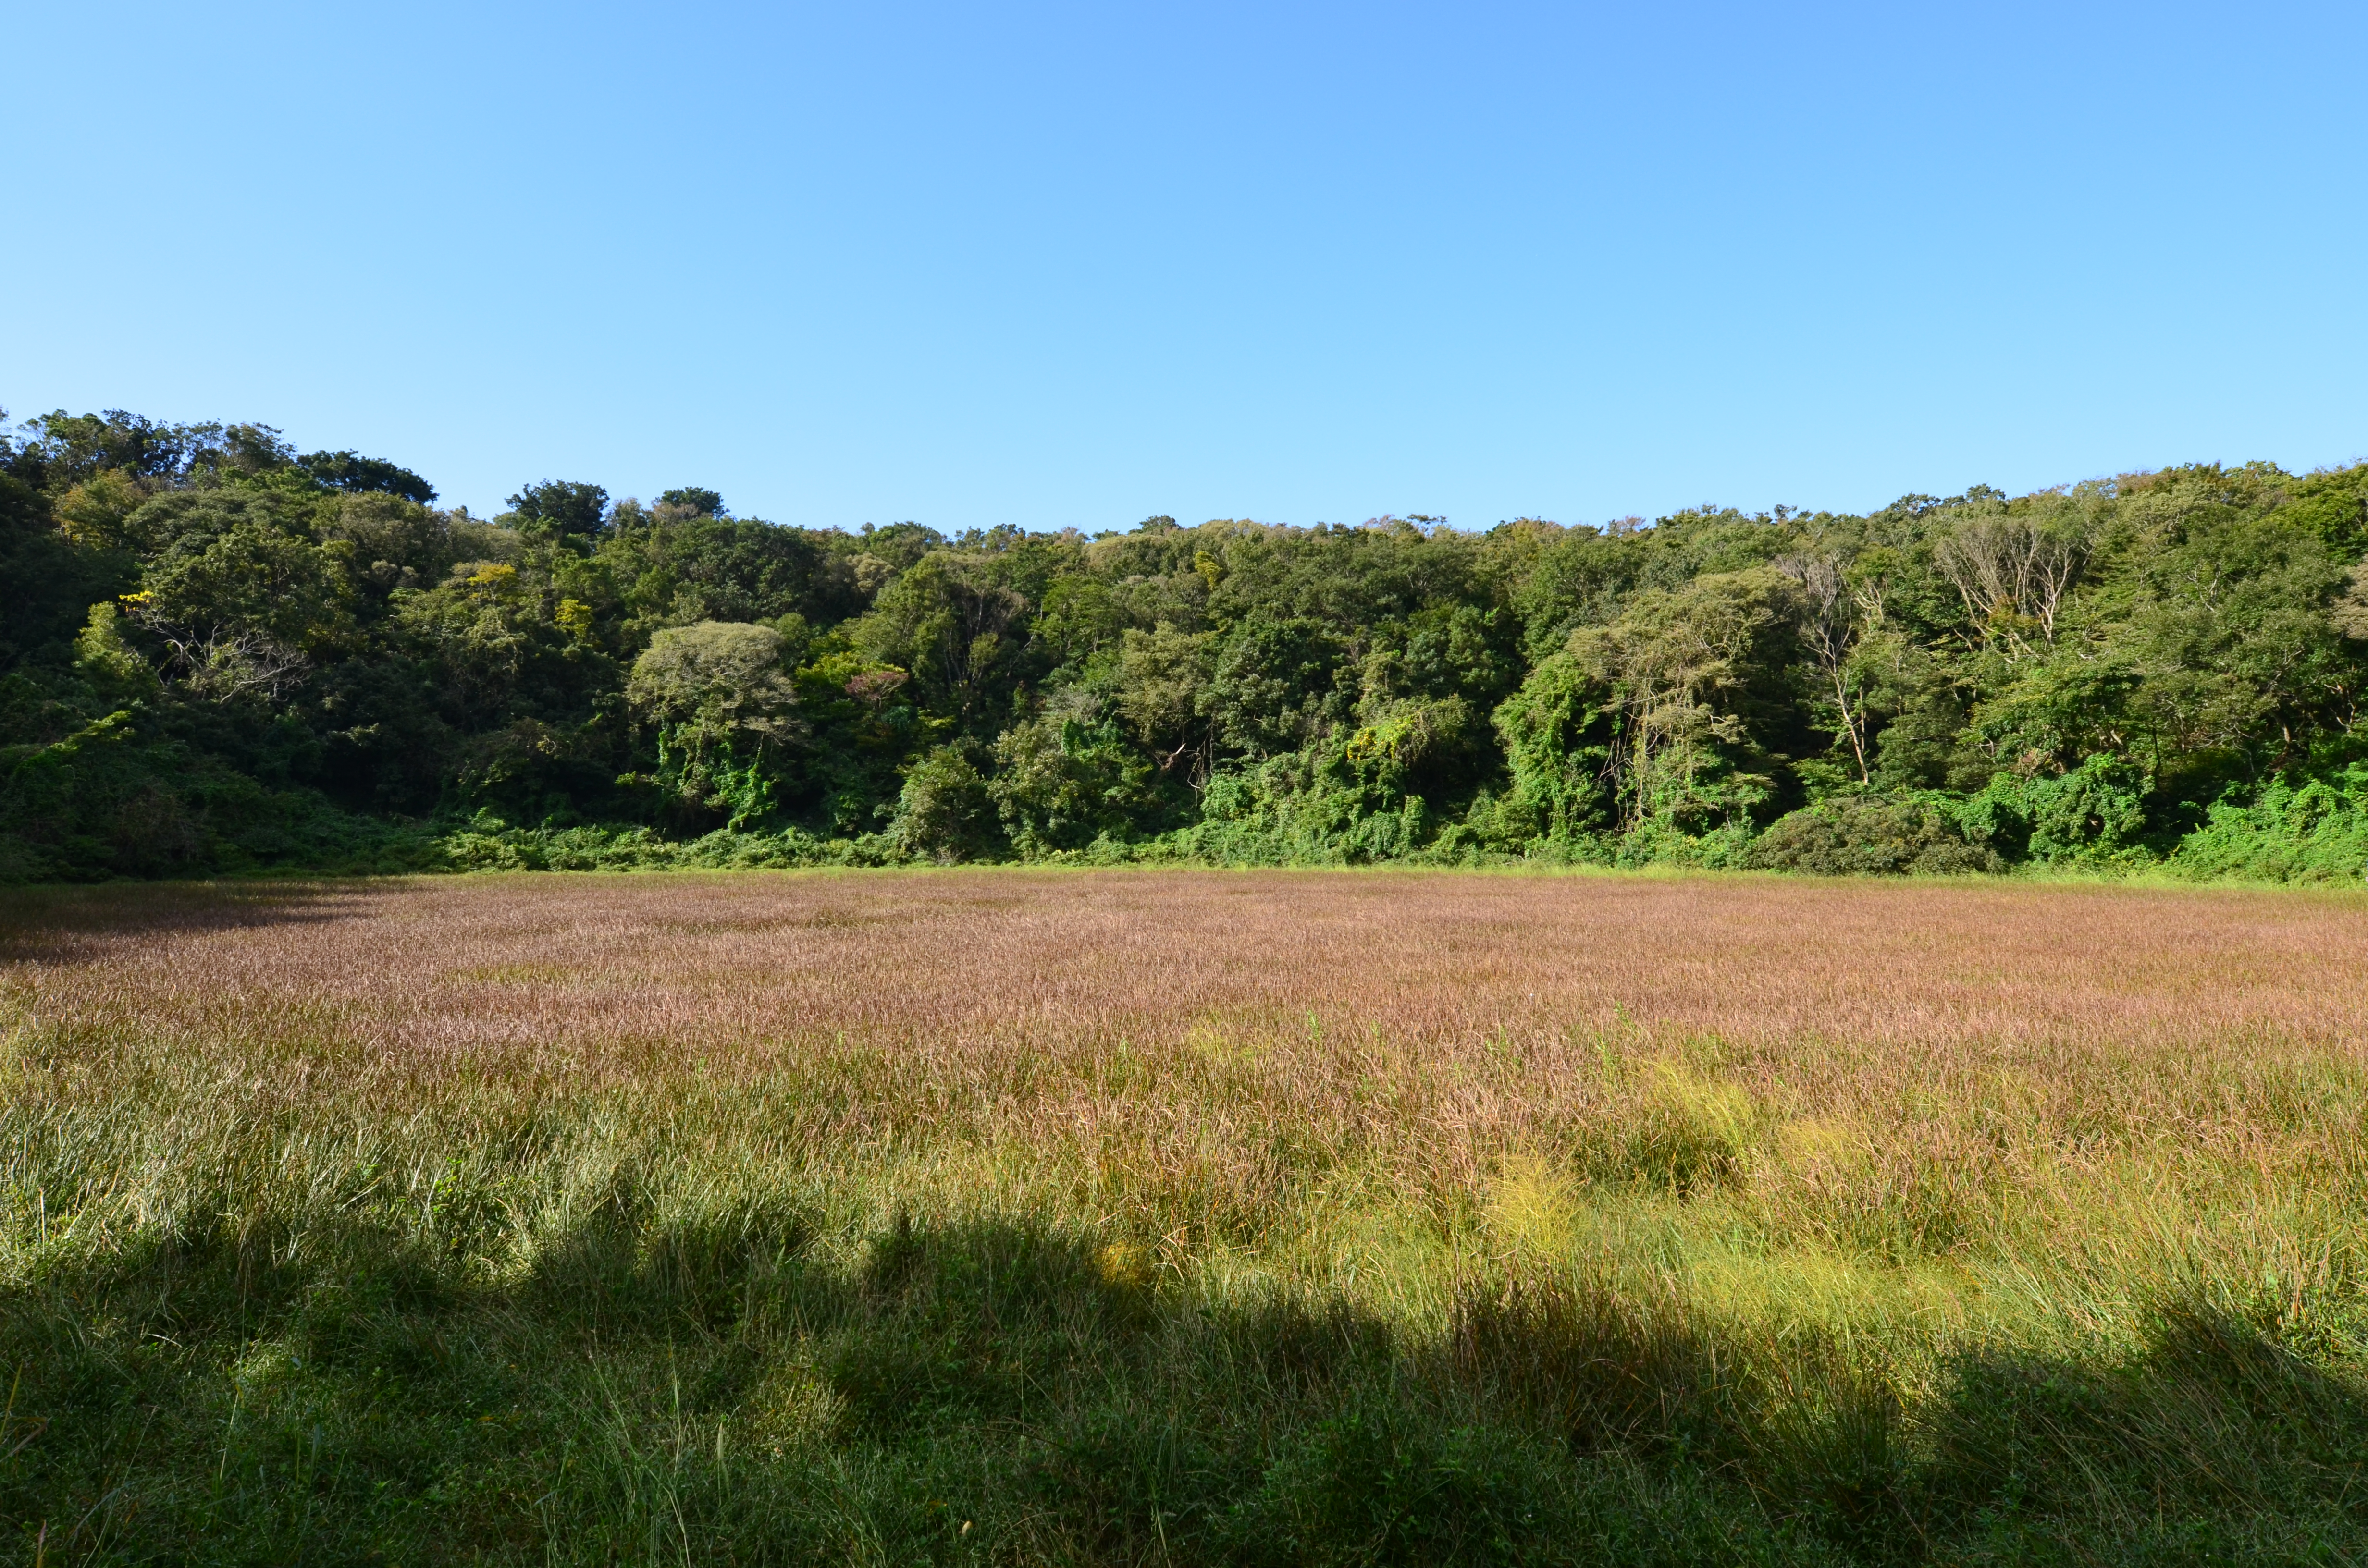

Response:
(504, 478), (610, 543)
(296, 449), (437, 503)
(0, 472), (125, 672)
(7, 405), (2368, 881)
(655, 484), (727, 516)
(1744, 796), (2002, 876)
(990, 714), (1162, 854)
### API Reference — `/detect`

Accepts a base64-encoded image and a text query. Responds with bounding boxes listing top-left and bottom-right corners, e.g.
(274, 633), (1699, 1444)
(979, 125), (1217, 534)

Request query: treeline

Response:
(5, 406), (2368, 882)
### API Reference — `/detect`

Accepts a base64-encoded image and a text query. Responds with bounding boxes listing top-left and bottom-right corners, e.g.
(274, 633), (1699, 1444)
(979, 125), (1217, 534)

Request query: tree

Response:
(1932, 504), (2087, 655)
(1566, 568), (1791, 833)
(1774, 553), (1873, 783)
(602, 513), (842, 628)
(1116, 624), (1216, 775)
(506, 480), (610, 543)
(989, 714), (1153, 854)
(13, 399), (2368, 882)
(1491, 651), (1619, 841)
(124, 498), (354, 702)
(299, 451), (437, 504)
(890, 743), (997, 861)
(852, 553), (1030, 730)
(624, 621), (801, 826)
(655, 487), (726, 517)
(18, 410), (217, 487)
(1206, 616), (1345, 760)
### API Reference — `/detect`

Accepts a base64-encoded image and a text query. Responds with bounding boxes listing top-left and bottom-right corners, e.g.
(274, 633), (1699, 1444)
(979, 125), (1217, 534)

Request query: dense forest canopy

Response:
(5, 405), (2368, 881)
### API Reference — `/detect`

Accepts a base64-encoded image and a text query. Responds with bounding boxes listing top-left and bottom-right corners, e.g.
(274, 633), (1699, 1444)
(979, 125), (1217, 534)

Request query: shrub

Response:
(989, 714), (1157, 857)
(889, 743), (999, 862)
(2171, 767), (2368, 884)
(1743, 795), (2000, 876)
(2023, 754), (2149, 862)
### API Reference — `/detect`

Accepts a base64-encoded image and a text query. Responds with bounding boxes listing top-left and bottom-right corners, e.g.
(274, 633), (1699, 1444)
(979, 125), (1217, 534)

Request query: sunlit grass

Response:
(3, 869), (2366, 1562)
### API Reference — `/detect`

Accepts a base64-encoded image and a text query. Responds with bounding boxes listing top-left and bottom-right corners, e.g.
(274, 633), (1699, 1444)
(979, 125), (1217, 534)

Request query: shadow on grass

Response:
(0, 879), (389, 956)
(2, 1206), (2365, 1565)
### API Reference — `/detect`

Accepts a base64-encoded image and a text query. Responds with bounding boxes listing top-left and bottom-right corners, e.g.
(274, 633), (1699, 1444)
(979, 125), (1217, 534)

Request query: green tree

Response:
(124, 498), (354, 702)
(624, 621), (802, 827)
(506, 480), (610, 546)
(297, 450), (437, 503)
(890, 743), (997, 861)
(852, 553), (1031, 731)
(1566, 568), (1793, 833)
(989, 714), (1154, 855)
(1116, 624), (1217, 776)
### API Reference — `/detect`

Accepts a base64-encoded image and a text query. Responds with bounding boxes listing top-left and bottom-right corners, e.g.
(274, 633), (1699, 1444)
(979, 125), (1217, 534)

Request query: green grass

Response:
(8, 1095), (2360, 1565)
(3, 871), (2367, 1564)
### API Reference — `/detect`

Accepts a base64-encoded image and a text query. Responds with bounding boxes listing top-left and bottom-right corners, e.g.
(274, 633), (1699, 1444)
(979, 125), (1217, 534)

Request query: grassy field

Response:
(3, 868), (2367, 1564)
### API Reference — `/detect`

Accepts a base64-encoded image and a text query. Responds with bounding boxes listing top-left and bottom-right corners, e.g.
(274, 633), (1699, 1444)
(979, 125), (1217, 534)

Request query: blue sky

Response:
(5, 1), (2363, 531)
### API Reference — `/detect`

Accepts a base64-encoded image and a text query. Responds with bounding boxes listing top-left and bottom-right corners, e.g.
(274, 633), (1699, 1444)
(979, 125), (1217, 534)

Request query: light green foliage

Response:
(50, 466), (148, 550)
(625, 621), (800, 827)
(70, 601), (154, 701)
(325, 490), (458, 592)
(1566, 568), (1792, 833)
(625, 621), (799, 738)
(2172, 766), (2368, 883)
(1491, 650), (1618, 841)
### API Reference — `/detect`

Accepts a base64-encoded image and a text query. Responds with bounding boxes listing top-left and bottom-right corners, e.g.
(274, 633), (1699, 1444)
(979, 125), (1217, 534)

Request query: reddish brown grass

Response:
(12, 869), (2368, 1238)
(21, 868), (2364, 1056)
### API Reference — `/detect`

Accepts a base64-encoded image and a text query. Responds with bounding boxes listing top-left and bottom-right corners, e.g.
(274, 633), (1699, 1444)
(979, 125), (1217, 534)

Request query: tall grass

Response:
(3, 869), (2366, 1563)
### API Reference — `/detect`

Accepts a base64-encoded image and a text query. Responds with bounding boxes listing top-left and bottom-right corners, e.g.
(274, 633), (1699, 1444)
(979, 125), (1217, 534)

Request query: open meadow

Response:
(4, 867), (2368, 1564)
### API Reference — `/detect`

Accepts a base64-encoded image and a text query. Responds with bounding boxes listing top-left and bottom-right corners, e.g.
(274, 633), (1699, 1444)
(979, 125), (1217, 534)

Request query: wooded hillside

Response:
(6, 406), (2366, 880)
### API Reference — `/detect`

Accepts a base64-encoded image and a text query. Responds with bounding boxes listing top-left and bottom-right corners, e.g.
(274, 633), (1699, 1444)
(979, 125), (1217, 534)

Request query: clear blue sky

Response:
(5, 2), (2363, 532)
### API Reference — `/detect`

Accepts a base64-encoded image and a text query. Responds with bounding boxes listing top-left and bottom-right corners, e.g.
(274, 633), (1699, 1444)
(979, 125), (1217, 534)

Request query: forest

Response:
(6, 405), (2368, 882)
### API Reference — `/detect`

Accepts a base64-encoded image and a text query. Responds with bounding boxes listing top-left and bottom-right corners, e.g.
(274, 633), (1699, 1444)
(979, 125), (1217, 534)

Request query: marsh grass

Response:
(3, 868), (2367, 1562)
